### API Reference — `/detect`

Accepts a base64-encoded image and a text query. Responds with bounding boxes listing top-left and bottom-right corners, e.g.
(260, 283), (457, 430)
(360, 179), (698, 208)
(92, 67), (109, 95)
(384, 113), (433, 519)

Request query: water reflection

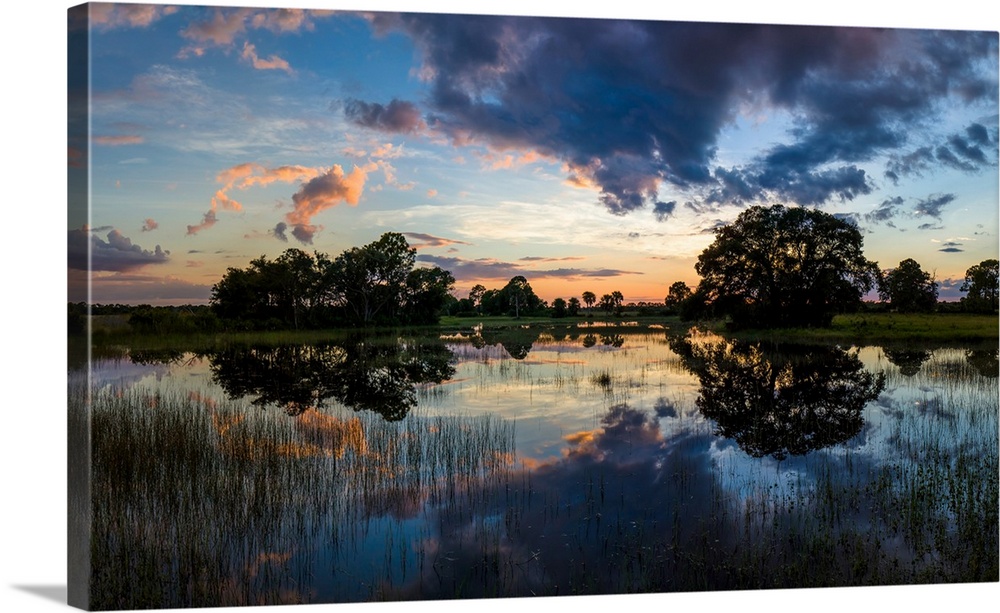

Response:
(966, 347), (999, 378)
(883, 348), (933, 376)
(670, 334), (886, 459)
(208, 335), (455, 420)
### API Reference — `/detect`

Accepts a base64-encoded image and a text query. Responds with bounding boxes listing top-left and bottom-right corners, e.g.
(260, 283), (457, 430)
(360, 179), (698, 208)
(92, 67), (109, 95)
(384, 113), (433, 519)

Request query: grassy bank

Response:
(78, 311), (997, 357)
(715, 312), (998, 346)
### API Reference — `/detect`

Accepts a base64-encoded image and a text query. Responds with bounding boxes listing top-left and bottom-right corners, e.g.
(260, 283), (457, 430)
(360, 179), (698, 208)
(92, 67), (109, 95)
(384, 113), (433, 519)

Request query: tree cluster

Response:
(674, 205), (997, 327)
(211, 233), (455, 329)
(450, 276), (547, 318)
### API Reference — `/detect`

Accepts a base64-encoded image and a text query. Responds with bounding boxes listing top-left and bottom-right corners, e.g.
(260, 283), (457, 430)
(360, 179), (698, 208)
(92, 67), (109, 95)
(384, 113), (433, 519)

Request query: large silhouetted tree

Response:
(878, 258), (938, 312)
(960, 259), (999, 313)
(694, 205), (878, 328)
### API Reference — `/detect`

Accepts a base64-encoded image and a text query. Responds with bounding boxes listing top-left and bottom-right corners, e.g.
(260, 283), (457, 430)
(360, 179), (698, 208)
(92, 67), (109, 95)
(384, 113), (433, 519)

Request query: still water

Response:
(73, 325), (999, 608)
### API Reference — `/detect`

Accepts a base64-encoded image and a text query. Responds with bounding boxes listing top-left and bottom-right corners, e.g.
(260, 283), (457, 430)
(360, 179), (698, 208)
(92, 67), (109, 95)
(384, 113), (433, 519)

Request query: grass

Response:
(710, 312), (998, 345)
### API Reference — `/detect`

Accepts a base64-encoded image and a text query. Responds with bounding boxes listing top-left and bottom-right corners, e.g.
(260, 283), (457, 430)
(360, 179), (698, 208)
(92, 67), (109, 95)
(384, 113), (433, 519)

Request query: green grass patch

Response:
(712, 312), (998, 346)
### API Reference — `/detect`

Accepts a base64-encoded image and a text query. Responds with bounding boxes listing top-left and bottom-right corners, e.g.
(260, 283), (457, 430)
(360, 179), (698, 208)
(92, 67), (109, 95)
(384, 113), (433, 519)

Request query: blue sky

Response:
(62, 1), (999, 305)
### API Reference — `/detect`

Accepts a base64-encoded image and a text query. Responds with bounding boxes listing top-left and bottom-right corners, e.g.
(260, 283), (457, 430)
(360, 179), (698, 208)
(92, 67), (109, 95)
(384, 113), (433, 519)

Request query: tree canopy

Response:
(878, 258), (938, 313)
(211, 233), (454, 329)
(960, 259), (999, 314)
(693, 205), (878, 328)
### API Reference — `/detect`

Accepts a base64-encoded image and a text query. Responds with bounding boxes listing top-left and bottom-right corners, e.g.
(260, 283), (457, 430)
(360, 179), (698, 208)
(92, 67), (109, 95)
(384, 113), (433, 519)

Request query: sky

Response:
(67, 2), (998, 306)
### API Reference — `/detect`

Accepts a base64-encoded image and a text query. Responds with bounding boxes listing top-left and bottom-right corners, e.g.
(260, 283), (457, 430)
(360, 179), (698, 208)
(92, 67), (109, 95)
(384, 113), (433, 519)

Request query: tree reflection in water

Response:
(670, 334), (885, 459)
(208, 335), (456, 421)
(883, 348), (933, 377)
(966, 347), (999, 378)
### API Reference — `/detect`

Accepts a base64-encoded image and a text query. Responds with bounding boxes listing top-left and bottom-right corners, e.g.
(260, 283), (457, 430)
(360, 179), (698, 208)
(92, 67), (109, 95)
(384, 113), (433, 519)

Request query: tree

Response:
(210, 233), (454, 328)
(468, 284), (486, 314)
(567, 297), (581, 316)
(551, 297), (567, 318)
(598, 291), (623, 316)
(403, 266), (456, 325)
(329, 232), (415, 325)
(878, 258), (938, 313)
(694, 204), (878, 328)
(664, 281), (692, 312)
(961, 259), (999, 313)
(582, 291), (596, 311)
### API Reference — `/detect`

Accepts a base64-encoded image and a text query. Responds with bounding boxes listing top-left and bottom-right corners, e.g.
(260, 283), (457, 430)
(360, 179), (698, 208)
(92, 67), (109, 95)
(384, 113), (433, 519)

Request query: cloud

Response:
(186, 210), (218, 236)
(180, 7), (332, 56)
(343, 98), (427, 134)
(402, 232), (471, 249)
(519, 256), (585, 262)
(86, 3), (178, 30)
(285, 164), (375, 243)
(71, 271), (213, 306)
(417, 254), (641, 282)
(914, 193), (956, 219)
(94, 135), (144, 146)
(938, 247), (964, 253)
(865, 196), (905, 224)
(653, 200), (677, 222)
(272, 222), (289, 242)
(886, 122), (997, 181)
(189, 162), (325, 236)
(359, 15), (996, 215)
(68, 226), (170, 272)
(141, 218), (158, 232)
(241, 42), (294, 74)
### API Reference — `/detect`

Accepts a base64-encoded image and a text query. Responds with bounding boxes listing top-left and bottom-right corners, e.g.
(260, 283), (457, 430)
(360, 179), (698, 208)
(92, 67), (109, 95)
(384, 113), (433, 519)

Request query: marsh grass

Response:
(79, 383), (515, 609)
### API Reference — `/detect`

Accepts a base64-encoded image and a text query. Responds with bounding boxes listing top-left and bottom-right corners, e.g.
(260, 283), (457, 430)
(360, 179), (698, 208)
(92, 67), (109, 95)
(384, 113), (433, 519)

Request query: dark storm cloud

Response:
(68, 227), (170, 272)
(914, 193), (956, 219)
(887, 122), (997, 181)
(939, 247), (964, 253)
(356, 14), (997, 215)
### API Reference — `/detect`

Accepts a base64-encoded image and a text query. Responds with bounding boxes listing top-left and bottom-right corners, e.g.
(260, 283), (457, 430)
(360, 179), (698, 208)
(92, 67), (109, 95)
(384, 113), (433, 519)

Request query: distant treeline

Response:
(69, 208), (998, 336)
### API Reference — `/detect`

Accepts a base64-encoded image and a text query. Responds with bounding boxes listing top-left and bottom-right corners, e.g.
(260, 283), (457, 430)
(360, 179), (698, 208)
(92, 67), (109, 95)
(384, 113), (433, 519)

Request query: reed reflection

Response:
(208, 335), (456, 420)
(670, 334), (886, 459)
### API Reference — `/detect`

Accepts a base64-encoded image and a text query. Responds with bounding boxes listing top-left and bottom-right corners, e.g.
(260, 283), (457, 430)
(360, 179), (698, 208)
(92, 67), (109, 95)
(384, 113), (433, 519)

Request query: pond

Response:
(70, 324), (999, 609)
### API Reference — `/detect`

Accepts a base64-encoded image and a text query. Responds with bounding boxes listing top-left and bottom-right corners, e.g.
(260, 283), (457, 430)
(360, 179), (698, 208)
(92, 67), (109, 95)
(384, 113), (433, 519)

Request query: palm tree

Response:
(582, 291), (596, 312)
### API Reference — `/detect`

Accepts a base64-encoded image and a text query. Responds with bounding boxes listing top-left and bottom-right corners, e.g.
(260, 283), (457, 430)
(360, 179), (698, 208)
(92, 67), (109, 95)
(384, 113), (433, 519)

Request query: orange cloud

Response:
(186, 210), (217, 236)
(94, 135), (144, 146)
(286, 163), (373, 227)
(141, 218), (158, 232)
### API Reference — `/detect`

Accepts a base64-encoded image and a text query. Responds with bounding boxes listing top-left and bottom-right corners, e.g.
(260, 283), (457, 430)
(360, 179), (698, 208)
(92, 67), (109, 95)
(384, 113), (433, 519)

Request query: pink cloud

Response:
(88, 3), (178, 29)
(94, 135), (144, 146)
(241, 42), (294, 74)
(141, 218), (158, 232)
(181, 7), (254, 47)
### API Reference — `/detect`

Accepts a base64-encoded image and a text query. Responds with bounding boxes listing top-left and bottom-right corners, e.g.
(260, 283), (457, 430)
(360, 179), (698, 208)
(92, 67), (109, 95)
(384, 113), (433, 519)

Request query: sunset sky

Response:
(67, 1), (999, 305)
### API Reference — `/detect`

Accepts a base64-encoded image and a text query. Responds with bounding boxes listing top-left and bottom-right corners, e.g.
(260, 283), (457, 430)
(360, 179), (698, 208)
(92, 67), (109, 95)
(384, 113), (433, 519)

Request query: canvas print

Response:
(67, 2), (999, 610)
